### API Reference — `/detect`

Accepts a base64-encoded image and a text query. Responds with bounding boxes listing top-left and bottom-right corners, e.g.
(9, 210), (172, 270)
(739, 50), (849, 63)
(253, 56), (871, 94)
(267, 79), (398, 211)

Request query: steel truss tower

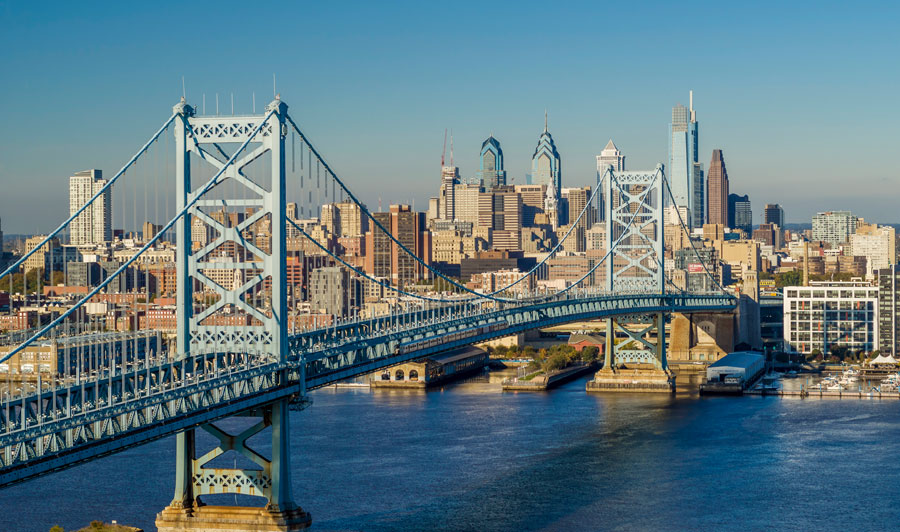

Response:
(602, 164), (667, 370)
(159, 97), (310, 530)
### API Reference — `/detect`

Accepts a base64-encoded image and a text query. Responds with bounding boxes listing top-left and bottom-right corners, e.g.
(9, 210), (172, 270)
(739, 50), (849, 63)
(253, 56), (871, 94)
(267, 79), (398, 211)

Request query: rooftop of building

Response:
(708, 351), (764, 370)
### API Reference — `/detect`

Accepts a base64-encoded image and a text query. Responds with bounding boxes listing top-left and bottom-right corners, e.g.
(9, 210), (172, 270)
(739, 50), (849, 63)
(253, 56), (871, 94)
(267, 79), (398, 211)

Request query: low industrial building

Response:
(700, 351), (765, 395)
(371, 346), (488, 388)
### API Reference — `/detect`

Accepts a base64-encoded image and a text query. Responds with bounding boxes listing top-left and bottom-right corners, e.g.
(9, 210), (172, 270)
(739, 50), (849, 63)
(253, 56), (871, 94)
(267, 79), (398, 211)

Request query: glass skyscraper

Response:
(728, 193), (752, 234)
(668, 92), (703, 228)
(596, 139), (625, 222)
(478, 136), (506, 189)
(532, 112), (561, 200)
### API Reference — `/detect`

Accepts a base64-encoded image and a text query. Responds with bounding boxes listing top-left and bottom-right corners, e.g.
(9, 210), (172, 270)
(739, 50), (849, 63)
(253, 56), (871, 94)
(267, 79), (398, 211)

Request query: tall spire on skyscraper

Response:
(532, 112), (562, 199)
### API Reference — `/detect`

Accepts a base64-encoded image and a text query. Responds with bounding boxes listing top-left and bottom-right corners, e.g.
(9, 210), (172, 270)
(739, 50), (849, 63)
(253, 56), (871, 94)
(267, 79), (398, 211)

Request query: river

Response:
(4, 369), (900, 531)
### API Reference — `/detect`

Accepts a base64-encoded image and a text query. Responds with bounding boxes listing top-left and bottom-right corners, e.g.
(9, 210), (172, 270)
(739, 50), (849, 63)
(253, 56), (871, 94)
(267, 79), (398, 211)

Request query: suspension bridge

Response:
(0, 97), (734, 530)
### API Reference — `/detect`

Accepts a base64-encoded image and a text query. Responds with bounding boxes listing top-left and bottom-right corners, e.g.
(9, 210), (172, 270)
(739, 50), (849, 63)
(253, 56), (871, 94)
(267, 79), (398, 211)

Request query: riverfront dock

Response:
(746, 388), (900, 398)
(502, 363), (597, 391)
(371, 346), (489, 388)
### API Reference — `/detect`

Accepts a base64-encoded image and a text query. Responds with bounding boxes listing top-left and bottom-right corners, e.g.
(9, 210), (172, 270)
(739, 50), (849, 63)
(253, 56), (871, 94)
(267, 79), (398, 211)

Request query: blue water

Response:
(4, 370), (900, 531)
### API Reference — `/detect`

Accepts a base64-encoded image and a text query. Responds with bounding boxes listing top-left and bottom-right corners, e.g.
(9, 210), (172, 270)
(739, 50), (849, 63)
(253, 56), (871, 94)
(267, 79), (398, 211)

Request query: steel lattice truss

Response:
(603, 165), (664, 293)
(177, 100), (288, 359)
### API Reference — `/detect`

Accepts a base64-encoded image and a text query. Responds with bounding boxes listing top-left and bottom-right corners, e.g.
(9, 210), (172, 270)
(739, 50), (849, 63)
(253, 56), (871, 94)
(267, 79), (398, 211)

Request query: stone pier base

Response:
(586, 365), (676, 393)
(156, 504), (311, 532)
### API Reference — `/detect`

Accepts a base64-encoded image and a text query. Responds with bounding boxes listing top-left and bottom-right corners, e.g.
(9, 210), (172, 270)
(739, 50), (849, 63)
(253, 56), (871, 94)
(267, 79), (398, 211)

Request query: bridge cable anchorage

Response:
(0, 113), (178, 282)
(0, 108), (278, 365)
(660, 174), (728, 294)
(285, 114), (602, 301)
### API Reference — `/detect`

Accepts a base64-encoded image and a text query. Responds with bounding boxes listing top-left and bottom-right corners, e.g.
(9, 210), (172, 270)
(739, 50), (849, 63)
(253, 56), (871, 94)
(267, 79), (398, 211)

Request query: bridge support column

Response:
(156, 399), (311, 532)
(587, 315), (675, 394)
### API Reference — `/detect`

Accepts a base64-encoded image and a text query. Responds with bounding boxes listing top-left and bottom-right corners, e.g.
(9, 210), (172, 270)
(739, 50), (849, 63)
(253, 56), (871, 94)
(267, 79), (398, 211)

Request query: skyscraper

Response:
(69, 169), (111, 245)
(668, 92), (702, 227)
(763, 204), (785, 227)
(812, 211), (857, 247)
(562, 187), (591, 229)
(478, 136), (506, 189)
(878, 265), (900, 357)
(439, 165), (460, 221)
(596, 139), (625, 222)
(531, 112), (561, 202)
(728, 193), (752, 234)
(364, 205), (432, 287)
(706, 149), (729, 226)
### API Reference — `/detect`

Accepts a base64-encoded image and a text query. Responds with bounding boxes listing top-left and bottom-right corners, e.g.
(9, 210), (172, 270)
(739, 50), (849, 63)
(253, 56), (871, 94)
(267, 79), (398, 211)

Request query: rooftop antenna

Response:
(202, 94), (206, 115)
(441, 129), (447, 167)
(253, 92), (256, 113)
(273, 74), (277, 99)
(215, 93), (219, 116)
(544, 109), (548, 132)
(181, 76), (186, 100)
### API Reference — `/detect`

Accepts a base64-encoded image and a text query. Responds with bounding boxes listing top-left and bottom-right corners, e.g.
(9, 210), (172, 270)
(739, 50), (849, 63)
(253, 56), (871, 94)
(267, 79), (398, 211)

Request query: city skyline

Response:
(2, 4), (900, 531)
(1, 2), (899, 233)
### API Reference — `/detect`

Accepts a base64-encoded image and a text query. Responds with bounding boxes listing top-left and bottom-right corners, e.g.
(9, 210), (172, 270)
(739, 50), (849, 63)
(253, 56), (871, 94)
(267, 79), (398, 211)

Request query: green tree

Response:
(49, 526), (64, 532)
(543, 352), (568, 372)
(50, 270), (65, 285)
(581, 345), (600, 363)
(775, 270), (803, 287)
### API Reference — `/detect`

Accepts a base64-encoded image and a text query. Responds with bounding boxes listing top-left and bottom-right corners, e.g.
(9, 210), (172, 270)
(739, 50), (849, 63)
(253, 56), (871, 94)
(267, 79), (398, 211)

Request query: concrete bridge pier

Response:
(586, 313), (675, 393)
(155, 398), (311, 532)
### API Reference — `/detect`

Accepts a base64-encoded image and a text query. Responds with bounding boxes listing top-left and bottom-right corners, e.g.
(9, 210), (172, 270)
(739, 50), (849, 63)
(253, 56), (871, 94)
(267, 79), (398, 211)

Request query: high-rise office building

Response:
(728, 193), (752, 234)
(478, 187), (522, 250)
(309, 266), (361, 318)
(706, 149), (729, 226)
(763, 204), (784, 228)
(850, 223), (896, 278)
(812, 211), (857, 247)
(531, 112), (561, 201)
(335, 201), (367, 238)
(596, 140), (625, 222)
(562, 186), (592, 234)
(668, 92), (702, 228)
(69, 169), (111, 245)
(427, 197), (440, 222)
(453, 183), (481, 224)
(364, 205), (432, 287)
(439, 166), (460, 221)
(515, 184), (546, 227)
(878, 265), (900, 357)
(478, 136), (506, 189)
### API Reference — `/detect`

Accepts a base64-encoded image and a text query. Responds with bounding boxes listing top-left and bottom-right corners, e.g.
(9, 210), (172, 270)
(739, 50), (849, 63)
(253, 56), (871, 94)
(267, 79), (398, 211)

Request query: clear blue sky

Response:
(1, 0), (898, 233)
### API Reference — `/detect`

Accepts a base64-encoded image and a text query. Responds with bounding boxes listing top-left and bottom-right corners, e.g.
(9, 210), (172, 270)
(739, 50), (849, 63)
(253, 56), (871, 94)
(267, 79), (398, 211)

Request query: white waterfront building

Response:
(783, 280), (878, 355)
